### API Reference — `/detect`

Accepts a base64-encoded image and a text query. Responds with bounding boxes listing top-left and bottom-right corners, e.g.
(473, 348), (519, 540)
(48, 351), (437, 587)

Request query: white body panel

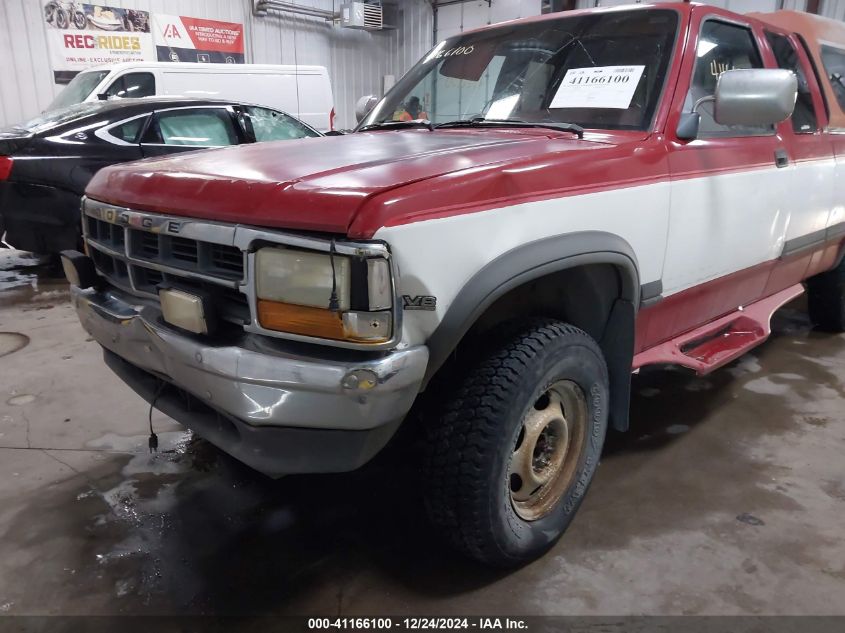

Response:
(376, 181), (671, 348)
(832, 145), (845, 232)
(65, 63), (334, 131)
(662, 166), (791, 295)
(379, 161), (840, 349)
(784, 158), (837, 245)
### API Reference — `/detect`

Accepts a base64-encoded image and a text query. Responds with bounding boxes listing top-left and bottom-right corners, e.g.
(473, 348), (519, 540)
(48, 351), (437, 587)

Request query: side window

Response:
(686, 20), (771, 137)
(109, 116), (147, 143)
(766, 32), (817, 133)
(244, 106), (319, 142)
(820, 44), (845, 112)
(105, 73), (155, 99)
(143, 109), (238, 147)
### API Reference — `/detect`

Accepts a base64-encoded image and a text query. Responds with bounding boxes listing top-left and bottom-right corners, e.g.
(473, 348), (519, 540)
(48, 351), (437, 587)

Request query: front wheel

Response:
(422, 320), (609, 567)
(73, 11), (86, 30)
(55, 8), (69, 29)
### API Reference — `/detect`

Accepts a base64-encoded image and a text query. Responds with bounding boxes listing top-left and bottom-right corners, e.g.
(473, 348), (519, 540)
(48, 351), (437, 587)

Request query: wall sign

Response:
(43, 3), (154, 83)
(153, 15), (245, 64)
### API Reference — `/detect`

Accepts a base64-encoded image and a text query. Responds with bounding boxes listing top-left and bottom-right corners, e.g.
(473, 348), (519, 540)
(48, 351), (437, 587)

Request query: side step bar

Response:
(632, 284), (804, 375)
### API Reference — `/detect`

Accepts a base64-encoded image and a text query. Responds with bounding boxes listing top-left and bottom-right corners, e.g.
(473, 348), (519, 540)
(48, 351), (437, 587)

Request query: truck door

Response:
(762, 29), (835, 291)
(660, 10), (792, 338)
(820, 44), (845, 264)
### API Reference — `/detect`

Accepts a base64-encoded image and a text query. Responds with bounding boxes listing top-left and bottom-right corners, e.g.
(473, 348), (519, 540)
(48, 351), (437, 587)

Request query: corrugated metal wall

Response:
(3, 0), (845, 129)
(577, 0), (831, 12)
(0, 0), (434, 130)
(820, 0), (845, 21)
(434, 0), (542, 40)
(431, 0), (845, 46)
(249, 1), (434, 129)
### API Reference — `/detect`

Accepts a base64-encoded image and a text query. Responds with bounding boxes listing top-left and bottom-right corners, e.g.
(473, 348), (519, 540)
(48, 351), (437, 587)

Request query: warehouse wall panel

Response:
(434, 0), (542, 40)
(820, 0), (845, 20)
(2, 0), (843, 130)
(0, 0), (433, 130)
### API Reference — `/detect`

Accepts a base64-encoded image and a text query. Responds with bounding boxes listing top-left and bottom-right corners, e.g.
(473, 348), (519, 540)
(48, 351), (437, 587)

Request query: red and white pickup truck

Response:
(63, 3), (845, 566)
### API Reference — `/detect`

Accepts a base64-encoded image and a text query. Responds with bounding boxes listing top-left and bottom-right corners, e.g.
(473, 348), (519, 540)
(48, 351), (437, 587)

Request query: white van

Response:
(46, 62), (335, 131)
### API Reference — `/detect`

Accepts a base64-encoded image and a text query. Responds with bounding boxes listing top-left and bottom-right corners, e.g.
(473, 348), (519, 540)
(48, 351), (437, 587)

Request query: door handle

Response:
(775, 149), (789, 168)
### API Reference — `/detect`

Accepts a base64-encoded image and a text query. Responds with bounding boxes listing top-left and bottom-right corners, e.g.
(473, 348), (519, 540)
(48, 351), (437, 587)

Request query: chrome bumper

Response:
(71, 286), (429, 475)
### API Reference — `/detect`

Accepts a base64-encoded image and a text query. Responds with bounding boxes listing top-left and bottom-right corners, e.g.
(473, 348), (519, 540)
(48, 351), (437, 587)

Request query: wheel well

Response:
(426, 263), (636, 432)
(468, 264), (621, 344)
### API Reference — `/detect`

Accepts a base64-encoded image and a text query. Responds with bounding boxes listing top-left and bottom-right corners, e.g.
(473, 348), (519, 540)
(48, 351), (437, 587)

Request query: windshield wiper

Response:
(435, 117), (584, 139)
(358, 119), (434, 132)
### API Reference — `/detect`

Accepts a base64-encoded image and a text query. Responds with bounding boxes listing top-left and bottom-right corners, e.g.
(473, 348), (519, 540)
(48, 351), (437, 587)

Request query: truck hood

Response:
(85, 129), (641, 237)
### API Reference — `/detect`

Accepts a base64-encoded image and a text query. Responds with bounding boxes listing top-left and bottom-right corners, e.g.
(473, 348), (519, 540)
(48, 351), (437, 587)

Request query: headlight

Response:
(255, 246), (393, 344)
(257, 247), (351, 310)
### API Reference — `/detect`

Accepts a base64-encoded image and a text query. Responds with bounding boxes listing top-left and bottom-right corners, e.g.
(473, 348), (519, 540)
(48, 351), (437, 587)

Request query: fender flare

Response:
(423, 231), (641, 431)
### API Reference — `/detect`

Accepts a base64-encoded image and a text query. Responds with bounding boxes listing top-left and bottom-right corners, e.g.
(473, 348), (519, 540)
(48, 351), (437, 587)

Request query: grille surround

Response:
(83, 201), (249, 325)
(81, 197), (401, 350)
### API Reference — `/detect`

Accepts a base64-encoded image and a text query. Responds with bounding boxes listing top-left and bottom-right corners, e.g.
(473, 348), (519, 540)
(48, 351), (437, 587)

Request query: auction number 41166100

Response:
(307, 617), (529, 630)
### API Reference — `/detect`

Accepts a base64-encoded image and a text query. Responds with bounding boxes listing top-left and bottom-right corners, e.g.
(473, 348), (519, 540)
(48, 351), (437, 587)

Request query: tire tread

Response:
(422, 319), (604, 564)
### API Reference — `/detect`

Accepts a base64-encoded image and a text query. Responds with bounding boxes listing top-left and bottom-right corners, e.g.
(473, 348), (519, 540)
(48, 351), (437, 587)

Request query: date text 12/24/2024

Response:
(307, 618), (529, 630)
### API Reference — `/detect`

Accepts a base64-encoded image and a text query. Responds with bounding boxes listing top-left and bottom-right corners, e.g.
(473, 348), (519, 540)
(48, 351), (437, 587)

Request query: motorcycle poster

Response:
(43, 2), (155, 83)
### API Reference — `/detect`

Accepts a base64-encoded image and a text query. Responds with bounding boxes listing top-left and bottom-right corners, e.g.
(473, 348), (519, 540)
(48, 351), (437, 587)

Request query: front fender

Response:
(423, 230), (640, 431)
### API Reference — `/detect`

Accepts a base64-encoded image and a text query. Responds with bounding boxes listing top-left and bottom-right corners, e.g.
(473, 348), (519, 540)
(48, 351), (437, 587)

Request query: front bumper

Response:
(71, 285), (429, 476)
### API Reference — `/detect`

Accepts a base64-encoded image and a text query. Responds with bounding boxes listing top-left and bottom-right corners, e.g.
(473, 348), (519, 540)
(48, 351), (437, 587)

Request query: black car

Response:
(0, 98), (322, 253)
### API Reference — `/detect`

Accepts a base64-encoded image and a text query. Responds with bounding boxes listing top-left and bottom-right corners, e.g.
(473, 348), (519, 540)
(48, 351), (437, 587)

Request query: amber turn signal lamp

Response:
(258, 300), (347, 340)
(257, 300), (391, 344)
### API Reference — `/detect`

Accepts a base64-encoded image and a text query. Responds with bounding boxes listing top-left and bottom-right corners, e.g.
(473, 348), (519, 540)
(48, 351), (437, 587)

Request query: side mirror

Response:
(713, 68), (797, 126)
(355, 95), (379, 123)
(676, 68), (797, 140)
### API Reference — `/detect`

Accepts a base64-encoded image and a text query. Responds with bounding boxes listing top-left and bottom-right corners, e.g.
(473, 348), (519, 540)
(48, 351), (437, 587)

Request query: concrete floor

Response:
(0, 247), (843, 617)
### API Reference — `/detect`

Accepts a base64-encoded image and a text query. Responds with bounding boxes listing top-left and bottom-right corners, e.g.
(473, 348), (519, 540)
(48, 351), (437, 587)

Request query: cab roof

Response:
(454, 2), (694, 37)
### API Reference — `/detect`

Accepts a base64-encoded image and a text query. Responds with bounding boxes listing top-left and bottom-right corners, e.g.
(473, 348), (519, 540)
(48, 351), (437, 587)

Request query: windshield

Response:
(47, 70), (110, 111)
(9, 102), (105, 134)
(360, 8), (678, 132)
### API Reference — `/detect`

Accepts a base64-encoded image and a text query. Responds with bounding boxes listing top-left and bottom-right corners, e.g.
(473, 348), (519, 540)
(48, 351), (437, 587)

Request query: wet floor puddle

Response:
(0, 248), (68, 305)
(0, 332), (29, 357)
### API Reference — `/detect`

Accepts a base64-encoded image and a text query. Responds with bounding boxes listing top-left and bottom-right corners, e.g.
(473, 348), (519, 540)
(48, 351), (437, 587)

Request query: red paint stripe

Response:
(633, 284), (804, 373)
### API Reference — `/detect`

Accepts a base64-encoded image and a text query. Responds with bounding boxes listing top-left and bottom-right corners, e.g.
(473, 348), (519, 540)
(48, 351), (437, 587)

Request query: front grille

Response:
(83, 206), (250, 327)
(87, 216), (125, 250)
(210, 244), (244, 274)
(170, 236), (198, 264)
(126, 229), (244, 280)
(134, 231), (160, 259)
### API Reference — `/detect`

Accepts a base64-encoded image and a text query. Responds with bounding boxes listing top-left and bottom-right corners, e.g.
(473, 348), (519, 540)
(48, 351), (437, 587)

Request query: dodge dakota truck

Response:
(60, 3), (845, 566)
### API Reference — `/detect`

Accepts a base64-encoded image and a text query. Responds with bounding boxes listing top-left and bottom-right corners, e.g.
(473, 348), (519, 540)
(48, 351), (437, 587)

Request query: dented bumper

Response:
(71, 285), (428, 476)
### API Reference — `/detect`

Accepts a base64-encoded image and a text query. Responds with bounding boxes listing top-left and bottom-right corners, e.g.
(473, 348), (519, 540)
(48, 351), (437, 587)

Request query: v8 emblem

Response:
(402, 295), (437, 311)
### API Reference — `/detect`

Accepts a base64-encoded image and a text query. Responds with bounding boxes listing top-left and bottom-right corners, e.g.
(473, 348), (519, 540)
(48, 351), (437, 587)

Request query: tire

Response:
(55, 8), (69, 29)
(422, 319), (609, 567)
(73, 11), (86, 30)
(807, 256), (845, 332)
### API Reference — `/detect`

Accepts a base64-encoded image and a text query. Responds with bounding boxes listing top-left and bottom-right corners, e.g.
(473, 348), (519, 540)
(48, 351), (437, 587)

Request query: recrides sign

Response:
(153, 15), (245, 64)
(43, 3), (154, 83)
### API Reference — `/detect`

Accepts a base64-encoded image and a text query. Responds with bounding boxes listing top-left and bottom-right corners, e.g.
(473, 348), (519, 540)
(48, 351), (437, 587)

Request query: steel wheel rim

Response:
(508, 379), (588, 521)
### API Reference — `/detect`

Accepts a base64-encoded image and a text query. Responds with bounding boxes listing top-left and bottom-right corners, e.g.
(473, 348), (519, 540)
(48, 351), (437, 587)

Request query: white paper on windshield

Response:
(486, 94), (519, 120)
(550, 65), (645, 110)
